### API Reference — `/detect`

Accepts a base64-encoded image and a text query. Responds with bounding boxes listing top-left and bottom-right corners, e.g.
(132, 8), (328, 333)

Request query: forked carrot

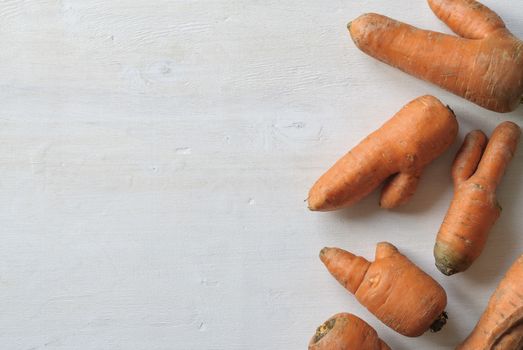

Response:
(308, 95), (458, 211)
(435, 122), (521, 275)
(320, 243), (448, 337)
(348, 0), (523, 113)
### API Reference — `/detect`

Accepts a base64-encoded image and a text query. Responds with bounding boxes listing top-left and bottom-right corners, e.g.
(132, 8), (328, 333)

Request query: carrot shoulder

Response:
(457, 254), (523, 349)
(434, 122), (521, 275)
(320, 243), (447, 337)
(308, 95), (457, 211)
(309, 313), (391, 350)
(348, 0), (523, 113)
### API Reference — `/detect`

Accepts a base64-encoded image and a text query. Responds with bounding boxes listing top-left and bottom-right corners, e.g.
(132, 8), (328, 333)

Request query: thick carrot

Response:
(348, 0), (523, 113)
(308, 95), (458, 211)
(457, 254), (523, 349)
(320, 243), (448, 337)
(309, 313), (391, 350)
(434, 122), (521, 275)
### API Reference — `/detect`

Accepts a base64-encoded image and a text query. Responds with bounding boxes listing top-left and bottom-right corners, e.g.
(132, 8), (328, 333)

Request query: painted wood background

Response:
(0, 1), (522, 349)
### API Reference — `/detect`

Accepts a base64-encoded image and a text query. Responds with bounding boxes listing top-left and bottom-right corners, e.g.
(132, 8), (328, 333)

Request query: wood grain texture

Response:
(0, 1), (521, 349)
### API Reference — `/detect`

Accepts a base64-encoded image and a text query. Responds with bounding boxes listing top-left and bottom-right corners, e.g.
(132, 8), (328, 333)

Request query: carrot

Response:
(348, 0), (523, 113)
(320, 243), (448, 337)
(457, 254), (523, 349)
(309, 313), (391, 350)
(434, 122), (521, 275)
(308, 95), (458, 211)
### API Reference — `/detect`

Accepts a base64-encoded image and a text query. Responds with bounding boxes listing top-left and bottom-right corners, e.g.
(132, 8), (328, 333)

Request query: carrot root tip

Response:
(429, 311), (448, 333)
(319, 247), (329, 261)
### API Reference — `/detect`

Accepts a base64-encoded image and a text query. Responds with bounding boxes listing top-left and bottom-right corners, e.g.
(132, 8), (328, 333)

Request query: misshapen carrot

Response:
(320, 243), (448, 337)
(308, 95), (458, 211)
(309, 313), (391, 350)
(435, 122), (521, 276)
(457, 254), (523, 349)
(348, 0), (523, 113)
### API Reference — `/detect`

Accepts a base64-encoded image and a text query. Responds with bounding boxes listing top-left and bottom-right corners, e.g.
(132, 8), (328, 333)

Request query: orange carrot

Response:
(309, 313), (391, 350)
(457, 254), (523, 349)
(348, 0), (523, 113)
(308, 95), (458, 211)
(320, 243), (448, 337)
(434, 122), (521, 275)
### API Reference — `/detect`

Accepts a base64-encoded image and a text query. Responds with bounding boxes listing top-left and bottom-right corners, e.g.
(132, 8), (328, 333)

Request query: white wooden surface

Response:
(1, 1), (522, 349)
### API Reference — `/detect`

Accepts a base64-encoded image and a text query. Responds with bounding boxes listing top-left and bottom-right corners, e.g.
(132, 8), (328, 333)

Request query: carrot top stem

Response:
(430, 311), (448, 333)
(312, 318), (336, 344)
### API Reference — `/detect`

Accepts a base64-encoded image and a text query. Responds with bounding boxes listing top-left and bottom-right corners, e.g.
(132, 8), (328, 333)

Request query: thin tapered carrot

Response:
(435, 122), (521, 275)
(320, 243), (448, 337)
(308, 95), (458, 211)
(348, 0), (523, 113)
(309, 313), (391, 350)
(457, 254), (523, 349)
